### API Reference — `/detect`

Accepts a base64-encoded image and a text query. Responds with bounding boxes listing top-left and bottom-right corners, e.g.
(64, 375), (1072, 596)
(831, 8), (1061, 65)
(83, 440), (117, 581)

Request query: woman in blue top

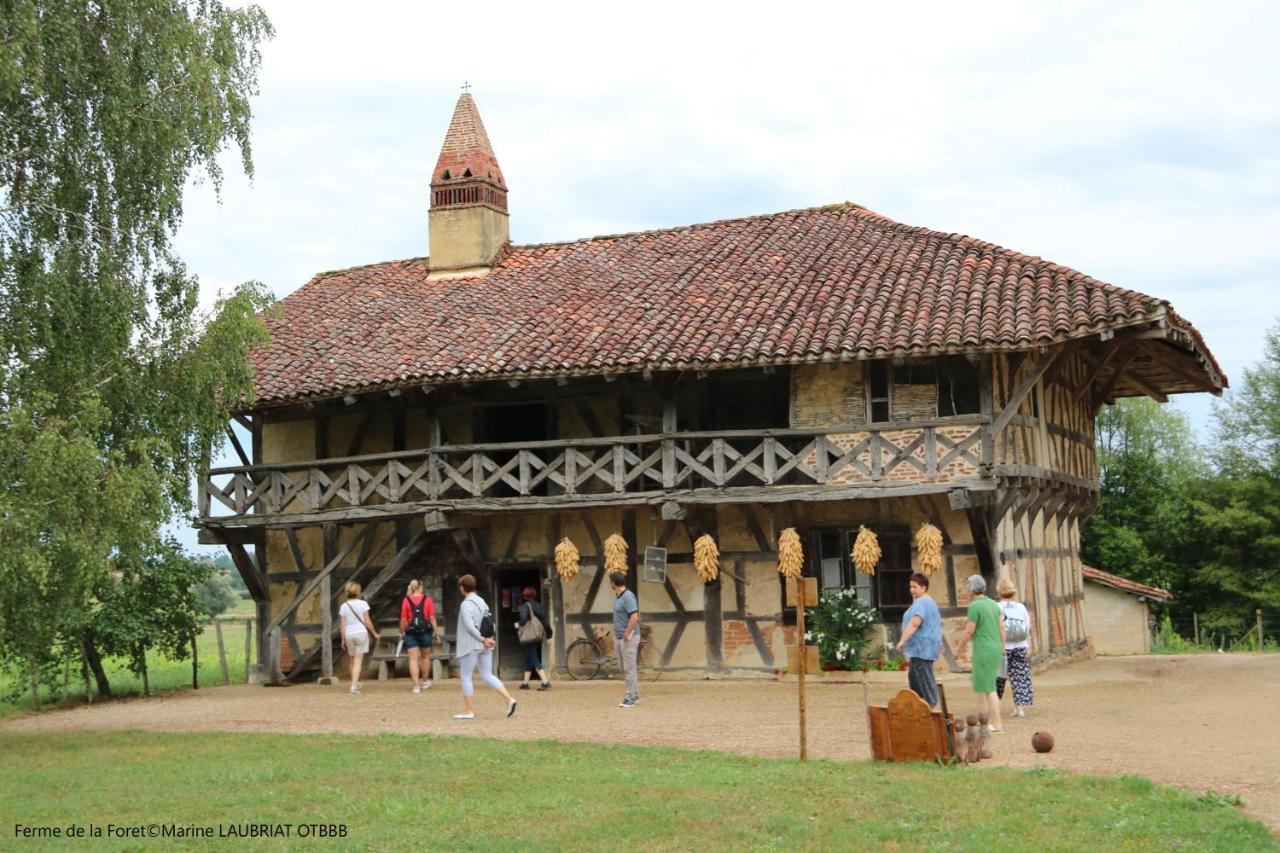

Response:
(895, 572), (943, 707)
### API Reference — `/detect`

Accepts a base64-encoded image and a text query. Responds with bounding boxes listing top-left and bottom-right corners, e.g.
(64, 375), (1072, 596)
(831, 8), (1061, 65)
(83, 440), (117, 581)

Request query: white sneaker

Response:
(452, 712), (475, 720)
(422, 681), (432, 690)
(412, 685), (421, 695)
(349, 686), (359, 695)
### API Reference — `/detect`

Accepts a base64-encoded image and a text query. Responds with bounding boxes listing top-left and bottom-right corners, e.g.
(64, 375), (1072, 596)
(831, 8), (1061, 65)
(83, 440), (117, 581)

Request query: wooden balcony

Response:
(198, 416), (994, 528)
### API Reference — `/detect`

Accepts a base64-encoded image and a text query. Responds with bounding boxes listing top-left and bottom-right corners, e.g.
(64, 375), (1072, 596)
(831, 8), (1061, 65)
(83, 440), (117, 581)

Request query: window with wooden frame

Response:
(798, 526), (913, 624)
(866, 357), (981, 422)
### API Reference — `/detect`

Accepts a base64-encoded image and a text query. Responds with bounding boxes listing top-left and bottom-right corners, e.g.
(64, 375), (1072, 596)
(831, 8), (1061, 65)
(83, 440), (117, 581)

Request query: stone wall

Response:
(1083, 582), (1152, 655)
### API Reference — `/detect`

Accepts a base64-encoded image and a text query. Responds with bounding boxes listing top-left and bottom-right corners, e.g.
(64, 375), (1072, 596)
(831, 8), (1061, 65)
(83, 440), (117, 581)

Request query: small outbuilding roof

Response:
(1082, 565), (1173, 602)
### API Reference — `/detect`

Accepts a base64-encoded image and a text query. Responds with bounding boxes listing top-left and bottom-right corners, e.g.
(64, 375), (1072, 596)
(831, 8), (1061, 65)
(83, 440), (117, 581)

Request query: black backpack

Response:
(479, 609), (495, 639)
(406, 596), (431, 634)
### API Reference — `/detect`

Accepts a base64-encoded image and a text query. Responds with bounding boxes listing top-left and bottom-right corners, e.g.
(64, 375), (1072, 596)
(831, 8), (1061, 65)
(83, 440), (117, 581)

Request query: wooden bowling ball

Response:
(1032, 731), (1055, 753)
(966, 714), (979, 727)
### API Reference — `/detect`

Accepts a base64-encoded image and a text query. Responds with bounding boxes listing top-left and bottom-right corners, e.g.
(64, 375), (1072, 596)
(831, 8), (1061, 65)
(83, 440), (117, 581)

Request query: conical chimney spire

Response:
(428, 91), (510, 276)
(432, 92), (506, 197)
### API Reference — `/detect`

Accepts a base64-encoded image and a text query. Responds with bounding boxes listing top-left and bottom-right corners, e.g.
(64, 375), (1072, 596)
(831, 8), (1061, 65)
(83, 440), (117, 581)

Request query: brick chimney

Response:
(428, 92), (509, 277)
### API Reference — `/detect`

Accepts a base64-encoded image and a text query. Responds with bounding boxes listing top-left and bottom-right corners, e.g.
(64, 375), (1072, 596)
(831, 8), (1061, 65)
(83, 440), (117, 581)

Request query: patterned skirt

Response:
(996, 647), (1034, 706)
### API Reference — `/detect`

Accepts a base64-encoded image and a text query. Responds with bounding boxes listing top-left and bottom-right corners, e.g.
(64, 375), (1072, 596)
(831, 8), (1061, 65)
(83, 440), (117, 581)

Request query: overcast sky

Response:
(174, 0), (1280, 552)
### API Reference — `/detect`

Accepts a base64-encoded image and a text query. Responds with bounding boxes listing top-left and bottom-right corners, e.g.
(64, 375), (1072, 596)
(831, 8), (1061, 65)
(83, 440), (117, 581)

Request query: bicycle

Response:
(563, 632), (664, 681)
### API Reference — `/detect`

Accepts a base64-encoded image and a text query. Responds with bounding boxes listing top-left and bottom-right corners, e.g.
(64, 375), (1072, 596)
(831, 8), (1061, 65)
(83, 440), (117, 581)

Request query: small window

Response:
(868, 361), (890, 422)
(462, 168), (472, 178)
(442, 169), (451, 180)
(937, 356), (981, 417)
(868, 356), (981, 421)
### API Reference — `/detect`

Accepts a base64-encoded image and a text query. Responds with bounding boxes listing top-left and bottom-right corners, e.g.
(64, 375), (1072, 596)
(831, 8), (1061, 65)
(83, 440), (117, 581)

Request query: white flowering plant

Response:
(804, 587), (879, 670)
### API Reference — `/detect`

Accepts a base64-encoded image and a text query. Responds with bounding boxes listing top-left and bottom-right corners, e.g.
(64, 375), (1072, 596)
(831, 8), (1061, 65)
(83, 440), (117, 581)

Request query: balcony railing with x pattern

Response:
(198, 416), (991, 522)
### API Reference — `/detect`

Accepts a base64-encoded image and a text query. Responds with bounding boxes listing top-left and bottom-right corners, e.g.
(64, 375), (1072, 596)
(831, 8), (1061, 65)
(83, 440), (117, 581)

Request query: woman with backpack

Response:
(995, 578), (1034, 717)
(452, 573), (517, 720)
(400, 579), (440, 694)
(516, 586), (552, 691)
(339, 581), (379, 695)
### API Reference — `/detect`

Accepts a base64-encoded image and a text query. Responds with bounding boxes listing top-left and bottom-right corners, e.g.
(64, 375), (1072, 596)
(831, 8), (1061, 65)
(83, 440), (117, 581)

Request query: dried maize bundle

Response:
(554, 537), (580, 583)
(778, 527), (804, 579)
(915, 522), (944, 576)
(604, 533), (628, 573)
(852, 525), (881, 575)
(694, 534), (720, 583)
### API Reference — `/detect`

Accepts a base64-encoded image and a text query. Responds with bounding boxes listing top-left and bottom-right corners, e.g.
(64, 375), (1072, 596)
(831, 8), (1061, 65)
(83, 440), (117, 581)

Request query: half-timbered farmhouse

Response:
(198, 93), (1225, 683)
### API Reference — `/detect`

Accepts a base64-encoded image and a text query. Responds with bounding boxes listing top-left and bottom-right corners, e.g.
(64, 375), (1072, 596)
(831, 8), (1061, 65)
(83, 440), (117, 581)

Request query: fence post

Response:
(191, 630), (199, 690)
(215, 620), (230, 685)
(1193, 613), (1199, 646)
(1258, 609), (1265, 651)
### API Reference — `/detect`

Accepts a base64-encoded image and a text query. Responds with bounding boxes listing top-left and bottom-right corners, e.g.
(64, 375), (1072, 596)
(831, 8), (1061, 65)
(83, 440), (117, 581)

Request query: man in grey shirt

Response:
(610, 571), (640, 708)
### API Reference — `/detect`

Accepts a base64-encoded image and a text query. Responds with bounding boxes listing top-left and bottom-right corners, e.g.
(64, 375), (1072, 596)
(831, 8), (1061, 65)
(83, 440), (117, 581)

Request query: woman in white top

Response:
(995, 578), (1034, 717)
(339, 581), (380, 694)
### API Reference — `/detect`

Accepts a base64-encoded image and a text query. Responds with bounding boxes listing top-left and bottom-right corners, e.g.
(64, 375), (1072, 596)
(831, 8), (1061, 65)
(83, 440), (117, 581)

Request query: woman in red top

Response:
(400, 579), (440, 693)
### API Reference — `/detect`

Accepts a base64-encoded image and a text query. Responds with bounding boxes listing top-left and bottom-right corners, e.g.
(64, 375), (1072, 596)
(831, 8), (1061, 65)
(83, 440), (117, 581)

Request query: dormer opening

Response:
(463, 168), (472, 178)
(442, 169), (451, 180)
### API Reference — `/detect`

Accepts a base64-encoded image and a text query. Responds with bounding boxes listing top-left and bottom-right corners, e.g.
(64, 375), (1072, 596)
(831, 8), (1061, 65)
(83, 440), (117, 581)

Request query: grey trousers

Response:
(619, 633), (641, 701)
(908, 657), (938, 707)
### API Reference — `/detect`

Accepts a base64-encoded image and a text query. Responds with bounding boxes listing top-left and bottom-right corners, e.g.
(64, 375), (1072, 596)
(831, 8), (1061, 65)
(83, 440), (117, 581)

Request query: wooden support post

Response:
(319, 573), (335, 684)
(191, 630), (199, 690)
(215, 620), (230, 686)
(244, 619), (253, 683)
(320, 523), (336, 684)
(268, 626), (283, 684)
(1259, 609), (1265, 651)
(797, 588), (808, 761)
(1193, 613), (1200, 646)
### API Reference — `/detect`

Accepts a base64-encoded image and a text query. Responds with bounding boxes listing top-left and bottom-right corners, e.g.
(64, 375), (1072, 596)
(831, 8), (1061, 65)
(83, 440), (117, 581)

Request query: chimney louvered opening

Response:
(431, 183), (508, 212)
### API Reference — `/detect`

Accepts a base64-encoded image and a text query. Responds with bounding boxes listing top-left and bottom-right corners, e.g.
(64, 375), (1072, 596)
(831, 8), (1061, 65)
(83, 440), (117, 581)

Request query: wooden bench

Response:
(370, 627), (455, 681)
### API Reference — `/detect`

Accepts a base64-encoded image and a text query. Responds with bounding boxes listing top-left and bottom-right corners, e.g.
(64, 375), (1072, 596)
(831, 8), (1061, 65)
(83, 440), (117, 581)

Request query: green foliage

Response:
(1084, 355), (1280, 635)
(0, 1), (274, 704)
(1152, 616), (1199, 653)
(1215, 324), (1280, 475)
(804, 588), (879, 669)
(1082, 398), (1202, 592)
(90, 544), (209, 688)
(191, 566), (238, 618)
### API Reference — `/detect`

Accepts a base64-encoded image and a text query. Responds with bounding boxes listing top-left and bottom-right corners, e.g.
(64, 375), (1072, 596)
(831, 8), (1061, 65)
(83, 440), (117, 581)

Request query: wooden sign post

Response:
(787, 577), (819, 760)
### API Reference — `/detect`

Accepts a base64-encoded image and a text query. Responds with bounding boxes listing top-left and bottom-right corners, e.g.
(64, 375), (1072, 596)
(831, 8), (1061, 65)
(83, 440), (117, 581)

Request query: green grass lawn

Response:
(1, 601), (258, 717)
(0, 732), (1273, 851)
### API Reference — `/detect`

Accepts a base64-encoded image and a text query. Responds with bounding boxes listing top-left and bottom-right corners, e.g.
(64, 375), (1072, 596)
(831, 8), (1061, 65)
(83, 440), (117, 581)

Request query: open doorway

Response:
(491, 564), (544, 678)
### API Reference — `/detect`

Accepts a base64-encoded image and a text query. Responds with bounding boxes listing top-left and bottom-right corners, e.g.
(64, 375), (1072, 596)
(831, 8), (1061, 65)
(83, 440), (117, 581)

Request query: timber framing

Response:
(201, 331), (1218, 681)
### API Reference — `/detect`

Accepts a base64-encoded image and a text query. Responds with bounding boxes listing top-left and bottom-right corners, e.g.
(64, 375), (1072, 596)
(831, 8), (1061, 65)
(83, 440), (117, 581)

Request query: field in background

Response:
(1, 731), (1273, 851)
(0, 600), (257, 716)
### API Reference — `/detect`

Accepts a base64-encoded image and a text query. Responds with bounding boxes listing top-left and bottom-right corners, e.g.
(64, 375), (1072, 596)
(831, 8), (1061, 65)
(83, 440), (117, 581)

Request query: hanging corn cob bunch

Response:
(852, 525), (881, 575)
(554, 537), (580, 583)
(915, 522), (944, 577)
(604, 533), (628, 573)
(693, 534), (720, 583)
(777, 527), (804, 579)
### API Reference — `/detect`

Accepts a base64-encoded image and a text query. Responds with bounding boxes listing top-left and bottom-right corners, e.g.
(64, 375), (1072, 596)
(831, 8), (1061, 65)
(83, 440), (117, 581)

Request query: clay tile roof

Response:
(432, 93), (505, 188)
(250, 202), (1225, 406)
(1082, 566), (1173, 602)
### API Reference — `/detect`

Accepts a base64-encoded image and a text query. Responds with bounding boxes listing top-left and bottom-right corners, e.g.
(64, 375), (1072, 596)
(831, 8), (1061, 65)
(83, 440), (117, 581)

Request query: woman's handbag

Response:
(517, 604), (546, 644)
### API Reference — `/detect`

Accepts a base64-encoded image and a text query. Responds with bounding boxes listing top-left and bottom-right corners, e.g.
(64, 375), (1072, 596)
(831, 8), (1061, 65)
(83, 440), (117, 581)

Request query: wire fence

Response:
(1154, 608), (1279, 653)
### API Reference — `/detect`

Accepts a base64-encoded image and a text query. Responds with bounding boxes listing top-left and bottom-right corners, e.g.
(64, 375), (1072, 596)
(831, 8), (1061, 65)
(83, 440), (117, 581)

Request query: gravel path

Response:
(5, 654), (1277, 829)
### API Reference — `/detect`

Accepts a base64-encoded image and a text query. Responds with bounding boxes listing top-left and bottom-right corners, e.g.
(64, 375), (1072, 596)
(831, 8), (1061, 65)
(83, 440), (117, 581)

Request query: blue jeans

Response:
(403, 630), (433, 650)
